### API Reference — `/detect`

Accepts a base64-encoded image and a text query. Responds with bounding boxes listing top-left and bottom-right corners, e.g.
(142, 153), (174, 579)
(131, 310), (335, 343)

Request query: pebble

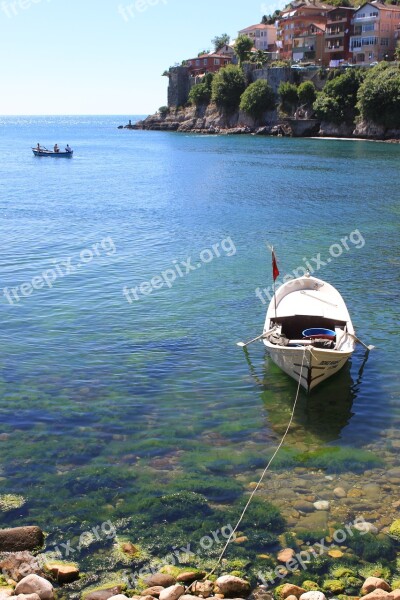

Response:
(333, 487), (347, 498)
(300, 593), (326, 600)
(314, 501), (330, 511)
(159, 585), (185, 600)
(362, 578), (391, 594)
(14, 575), (54, 600)
(353, 521), (378, 534)
(277, 548), (296, 563)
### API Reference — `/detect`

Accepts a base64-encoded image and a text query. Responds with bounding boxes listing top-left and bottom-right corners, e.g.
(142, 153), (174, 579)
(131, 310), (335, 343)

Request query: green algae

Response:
(0, 493), (26, 511)
(389, 520), (400, 542)
(346, 532), (395, 562)
(302, 581), (320, 591)
(323, 579), (345, 593)
(295, 447), (383, 473)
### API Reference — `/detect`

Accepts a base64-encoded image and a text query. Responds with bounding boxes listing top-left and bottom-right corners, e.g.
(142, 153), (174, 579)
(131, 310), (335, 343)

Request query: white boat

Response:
(263, 273), (356, 392)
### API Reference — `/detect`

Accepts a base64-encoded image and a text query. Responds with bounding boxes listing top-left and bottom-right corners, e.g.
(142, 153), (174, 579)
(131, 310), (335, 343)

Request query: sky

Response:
(0, 0), (286, 115)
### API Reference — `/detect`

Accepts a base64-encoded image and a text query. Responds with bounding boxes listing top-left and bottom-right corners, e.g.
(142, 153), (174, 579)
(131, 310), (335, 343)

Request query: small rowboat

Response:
(263, 273), (356, 392)
(32, 148), (73, 158)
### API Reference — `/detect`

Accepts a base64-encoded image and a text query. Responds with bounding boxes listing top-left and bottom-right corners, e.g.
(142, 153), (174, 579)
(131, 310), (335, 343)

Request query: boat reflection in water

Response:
(244, 349), (371, 445)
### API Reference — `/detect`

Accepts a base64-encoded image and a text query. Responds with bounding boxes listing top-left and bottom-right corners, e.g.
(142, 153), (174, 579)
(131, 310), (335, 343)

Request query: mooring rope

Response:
(187, 346), (308, 589)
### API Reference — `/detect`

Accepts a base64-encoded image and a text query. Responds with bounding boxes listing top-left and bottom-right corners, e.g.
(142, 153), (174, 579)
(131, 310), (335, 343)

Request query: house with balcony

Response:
(276, 0), (330, 60)
(324, 7), (355, 65)
(292, 23), (326, 63)
(186, 52), (233, 77)
(350, 1), (400, 64)
(238, 24), (277, 51)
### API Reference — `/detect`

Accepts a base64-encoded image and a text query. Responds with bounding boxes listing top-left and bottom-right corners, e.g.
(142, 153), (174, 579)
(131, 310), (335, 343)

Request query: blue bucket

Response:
(303, 328), (336, 339)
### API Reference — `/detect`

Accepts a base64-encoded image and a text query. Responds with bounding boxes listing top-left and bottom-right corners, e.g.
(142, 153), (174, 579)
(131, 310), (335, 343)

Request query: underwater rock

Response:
(361, 590), (392, 600)
(278, 548), (296, 563)
(14, 574), (54, 599)
(142, 587), (165, 597)
(0, 551), (43, 581)
(280, 585), (306, 599)
(300, 593), (326, 600)
(0, 527), (44, 552)
(216, 576), (251, 598)
(145, 575), (176, 587)
(334, 488), (347, 498)
(362, 579), (391, 594)
(313, 501), (330, 511)
(159, 584), (185, 600)
(44, 562), (79, 584)
(354, 522), (378, 534)
(176, 572), (207, 583)
(191, 581), (214, 597)
(247, 586), (274, 600)
(83, 586), (125, 600)
(293, 502), (315, 514)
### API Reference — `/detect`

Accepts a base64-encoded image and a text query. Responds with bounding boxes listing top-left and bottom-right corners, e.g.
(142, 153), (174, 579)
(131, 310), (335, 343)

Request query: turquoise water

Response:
(0, 117), (399, 586)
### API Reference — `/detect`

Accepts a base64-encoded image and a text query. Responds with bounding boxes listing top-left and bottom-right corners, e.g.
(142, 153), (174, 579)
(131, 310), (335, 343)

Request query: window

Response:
(196, 59), (200, 66)
(214, 58), (220, 65)
(381, 37), (389, 45)
(204, 59), (207, 65)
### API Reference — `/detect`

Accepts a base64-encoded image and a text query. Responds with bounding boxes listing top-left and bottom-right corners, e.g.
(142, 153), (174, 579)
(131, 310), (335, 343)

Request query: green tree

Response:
(212, 33), (230, 52)
(357, 63), (400, 128)
(395, 41), (400, 61)
(262, 10), (282, 24)
(313, 68), (365, 124)
(188, 73), (214, 107)
(250, 50), (269, 68)
(298, 80), (317, 106)
(234, 35), (253, 66)
(278, 81), (299, 114)
(240, 80), (276, 120)
(211, 65), (246, 111)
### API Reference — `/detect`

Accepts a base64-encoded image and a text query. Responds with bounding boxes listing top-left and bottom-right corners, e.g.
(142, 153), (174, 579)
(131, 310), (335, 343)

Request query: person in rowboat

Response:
(65, 144), (72, 153)
(54, 143), (60, 153)
(36, 143), (41, 152)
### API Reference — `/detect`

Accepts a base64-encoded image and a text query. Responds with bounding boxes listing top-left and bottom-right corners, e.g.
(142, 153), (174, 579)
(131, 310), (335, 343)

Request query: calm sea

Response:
(0, 116), (399, 567)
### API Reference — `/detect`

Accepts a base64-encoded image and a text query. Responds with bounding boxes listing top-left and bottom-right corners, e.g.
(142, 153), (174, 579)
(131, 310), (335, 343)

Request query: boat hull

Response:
(32, 149), (73, 157)
(264, 342), (353, 391)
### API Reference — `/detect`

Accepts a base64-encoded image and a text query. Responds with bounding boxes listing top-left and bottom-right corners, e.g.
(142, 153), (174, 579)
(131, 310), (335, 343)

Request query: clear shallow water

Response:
(0, 116), (399, 571)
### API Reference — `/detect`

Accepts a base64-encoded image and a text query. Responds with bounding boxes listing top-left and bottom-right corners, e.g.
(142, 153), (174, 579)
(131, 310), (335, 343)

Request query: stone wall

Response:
(167, 66), (190, 108)
(252, 67), (294, 93)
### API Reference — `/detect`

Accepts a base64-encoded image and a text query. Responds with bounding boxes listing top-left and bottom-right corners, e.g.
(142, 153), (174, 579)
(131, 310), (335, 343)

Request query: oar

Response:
(347, 332), (375, 352)
(237, 327), (275, 348)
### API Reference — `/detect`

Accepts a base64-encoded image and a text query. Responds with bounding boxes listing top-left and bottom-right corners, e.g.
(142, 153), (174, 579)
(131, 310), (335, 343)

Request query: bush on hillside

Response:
(240, 79), (276, 120)
(313, 68), (365, 124)
(357, 63), (400, 128)
(188, 73), (214, 106)
(278, 81), (299, 114)
(211, 64), (246, 111)
(298, 80), (317, 106)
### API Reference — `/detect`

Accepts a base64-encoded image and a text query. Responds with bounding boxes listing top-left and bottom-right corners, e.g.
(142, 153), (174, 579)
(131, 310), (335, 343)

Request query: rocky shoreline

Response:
(1, 514), (400, 600)
(122, 106), (400, 141)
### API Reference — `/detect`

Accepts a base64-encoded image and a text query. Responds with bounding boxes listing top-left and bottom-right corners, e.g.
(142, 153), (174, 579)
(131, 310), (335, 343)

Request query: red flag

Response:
(272, 249), (280, 281)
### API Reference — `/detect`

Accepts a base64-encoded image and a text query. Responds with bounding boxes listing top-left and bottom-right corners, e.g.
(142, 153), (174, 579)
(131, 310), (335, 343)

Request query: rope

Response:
(186, 346), (308, 591)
